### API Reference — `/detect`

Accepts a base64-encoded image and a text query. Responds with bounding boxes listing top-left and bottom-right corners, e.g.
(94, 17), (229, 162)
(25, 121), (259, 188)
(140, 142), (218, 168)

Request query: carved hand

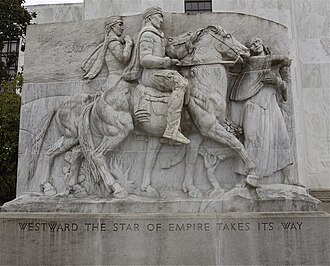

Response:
(283, 56), (292, 67)
(262, 76), (283, 87)
(124, 35), (133, 45)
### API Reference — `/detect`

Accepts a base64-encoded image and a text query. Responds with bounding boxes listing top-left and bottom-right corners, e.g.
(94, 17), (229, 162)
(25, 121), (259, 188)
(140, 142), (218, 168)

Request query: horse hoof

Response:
(187, 186), (203, 198)
(207, 189), (225, 199)
(142, 185), (159, 198)
(42, 182), (57, 196)
(246, 174), (259, 188)
(113, 190), (128, 199)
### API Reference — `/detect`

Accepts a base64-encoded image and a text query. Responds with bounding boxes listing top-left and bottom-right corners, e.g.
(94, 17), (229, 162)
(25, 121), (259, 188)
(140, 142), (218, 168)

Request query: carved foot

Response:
(141, 185), (160, 198)
(206, 188), (225, 199)
(163, 131), (190, 145)
(246, 174), (259, 188)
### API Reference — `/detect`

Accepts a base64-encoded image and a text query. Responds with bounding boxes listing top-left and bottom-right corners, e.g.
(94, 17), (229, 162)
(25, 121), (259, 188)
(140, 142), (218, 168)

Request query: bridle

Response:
(177, 28), (243, 67)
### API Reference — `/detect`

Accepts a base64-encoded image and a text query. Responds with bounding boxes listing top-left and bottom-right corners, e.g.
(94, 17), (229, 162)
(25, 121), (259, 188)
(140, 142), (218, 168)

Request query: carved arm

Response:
(109, 36), (133, 64)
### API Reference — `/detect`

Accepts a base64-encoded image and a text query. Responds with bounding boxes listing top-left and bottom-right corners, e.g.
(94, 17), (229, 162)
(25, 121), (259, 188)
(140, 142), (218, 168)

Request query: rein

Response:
(208, 31), (242, 62)
(177, 29), (242, 67)
(177, 57), (240, 67)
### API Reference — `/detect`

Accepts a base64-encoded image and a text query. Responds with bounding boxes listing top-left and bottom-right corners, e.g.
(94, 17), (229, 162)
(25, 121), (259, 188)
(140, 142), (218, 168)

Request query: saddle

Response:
(133, 84), (171, 123)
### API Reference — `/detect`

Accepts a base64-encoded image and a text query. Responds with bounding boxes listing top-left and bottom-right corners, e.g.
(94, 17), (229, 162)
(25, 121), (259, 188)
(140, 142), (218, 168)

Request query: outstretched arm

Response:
(271, 55), (292, 68)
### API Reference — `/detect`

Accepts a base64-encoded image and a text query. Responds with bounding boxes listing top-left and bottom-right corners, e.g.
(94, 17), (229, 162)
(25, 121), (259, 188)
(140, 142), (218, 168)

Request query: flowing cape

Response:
(82, 37), (118, 80)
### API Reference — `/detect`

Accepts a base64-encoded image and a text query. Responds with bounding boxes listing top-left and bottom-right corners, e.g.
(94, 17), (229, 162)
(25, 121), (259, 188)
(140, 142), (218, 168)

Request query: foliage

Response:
(0, 0), (36, 81)
(1, 72), (23, 93)
(0, 0), (35, 204)
(0, 91), (20, 204)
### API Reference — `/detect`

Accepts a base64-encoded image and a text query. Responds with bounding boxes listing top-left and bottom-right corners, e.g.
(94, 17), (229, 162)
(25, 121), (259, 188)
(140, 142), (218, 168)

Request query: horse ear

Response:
(206, 25), (219, 33)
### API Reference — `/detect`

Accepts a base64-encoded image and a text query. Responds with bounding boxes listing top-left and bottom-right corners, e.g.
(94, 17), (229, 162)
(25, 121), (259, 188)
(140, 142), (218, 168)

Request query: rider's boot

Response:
(163, 87), (190, 145)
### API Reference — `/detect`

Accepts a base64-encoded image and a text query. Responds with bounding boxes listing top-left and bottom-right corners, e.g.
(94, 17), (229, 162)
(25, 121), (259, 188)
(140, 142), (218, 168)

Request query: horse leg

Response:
(66, 148), (84, 191)
(203, 153), (225, 198)
(45, 136), (78, 185)
(198, 122), (258, 187)
(141, 136), (162, 198)
(183, 133), (203, 198)
(90, 127), (133, 199)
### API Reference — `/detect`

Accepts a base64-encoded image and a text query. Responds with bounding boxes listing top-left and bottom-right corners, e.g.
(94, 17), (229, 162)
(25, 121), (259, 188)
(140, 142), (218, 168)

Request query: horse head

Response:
(181, 25), (249, 65)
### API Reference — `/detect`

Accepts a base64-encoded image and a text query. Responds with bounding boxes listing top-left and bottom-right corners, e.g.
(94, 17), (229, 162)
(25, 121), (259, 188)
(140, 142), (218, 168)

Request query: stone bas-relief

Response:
(3, 8), (320, 213)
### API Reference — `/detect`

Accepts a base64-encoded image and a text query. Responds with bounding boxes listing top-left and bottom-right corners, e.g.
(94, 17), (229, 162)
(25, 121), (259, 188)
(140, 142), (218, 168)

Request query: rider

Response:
(82, 16), (133, 90)
(123, 6), (195, 145)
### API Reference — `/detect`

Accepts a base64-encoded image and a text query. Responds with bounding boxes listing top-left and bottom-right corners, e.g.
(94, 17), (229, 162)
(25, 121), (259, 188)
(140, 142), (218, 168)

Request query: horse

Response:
(28, 93), (94, 191)
(78, 25), (258, 199)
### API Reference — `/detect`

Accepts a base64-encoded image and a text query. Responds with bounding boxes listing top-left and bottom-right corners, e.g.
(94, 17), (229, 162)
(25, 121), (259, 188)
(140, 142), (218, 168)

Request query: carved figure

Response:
(78, 7), (261, 200)
(29, 16), (134, 196)
(78, 17), (135, 199)
(28, 93), (94, 192)
(30, 9), (260, 199)
(82, 16), (133, 89)
(176, 26), (259, 196)
(123, 7), (194, 145)
(229, 37), (296, 186)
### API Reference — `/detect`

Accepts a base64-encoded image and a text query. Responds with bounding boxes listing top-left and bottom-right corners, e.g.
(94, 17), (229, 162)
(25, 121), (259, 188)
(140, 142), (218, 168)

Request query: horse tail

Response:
(28, 110), (56, 181)
(78, 103), (101, 183)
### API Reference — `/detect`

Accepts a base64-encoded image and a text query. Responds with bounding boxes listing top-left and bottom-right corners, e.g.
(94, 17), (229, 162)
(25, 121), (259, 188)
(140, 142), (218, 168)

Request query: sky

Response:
(25, 0), (83, 6)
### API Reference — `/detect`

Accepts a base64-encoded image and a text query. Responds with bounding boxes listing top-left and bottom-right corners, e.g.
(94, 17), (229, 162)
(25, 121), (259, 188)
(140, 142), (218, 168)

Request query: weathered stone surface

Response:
(22, 0), (330, 193)
(26, 3), (84, 24)
(18, 11), (301, 207)
(2, 185), (321, 213)
(0, 212), (329, 265)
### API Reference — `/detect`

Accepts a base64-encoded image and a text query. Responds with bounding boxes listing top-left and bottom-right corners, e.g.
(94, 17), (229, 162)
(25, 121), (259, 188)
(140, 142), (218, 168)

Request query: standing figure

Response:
(82, 16), (133, 89)
(123, 6), (195, 145)
(229, 37), (297, 186)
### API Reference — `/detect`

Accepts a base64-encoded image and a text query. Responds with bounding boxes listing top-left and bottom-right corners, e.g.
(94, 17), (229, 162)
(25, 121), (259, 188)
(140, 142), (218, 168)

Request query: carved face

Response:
(149, 13), (163, 29)
(248, 37), (264, 56)
(112, 21), (124, 36)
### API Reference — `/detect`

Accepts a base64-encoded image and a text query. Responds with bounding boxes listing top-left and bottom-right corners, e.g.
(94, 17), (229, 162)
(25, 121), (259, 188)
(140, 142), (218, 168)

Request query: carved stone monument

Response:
(3, 7), (320, 213)
(1, 4), (329, 265)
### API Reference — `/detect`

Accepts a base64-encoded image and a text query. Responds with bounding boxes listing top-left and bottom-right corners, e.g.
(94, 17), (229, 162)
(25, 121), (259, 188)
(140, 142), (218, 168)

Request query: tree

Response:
(0, 92), (20, 204)
(0, 0), (36, 81)
(0, 0), (36, 204)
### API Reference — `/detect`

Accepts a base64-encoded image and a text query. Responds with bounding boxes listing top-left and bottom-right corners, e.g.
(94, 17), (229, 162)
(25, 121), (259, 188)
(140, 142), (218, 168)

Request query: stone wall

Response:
(212, 0), (330, 202)
(1, 212), (329, 265)
(24, 0), (330, 190)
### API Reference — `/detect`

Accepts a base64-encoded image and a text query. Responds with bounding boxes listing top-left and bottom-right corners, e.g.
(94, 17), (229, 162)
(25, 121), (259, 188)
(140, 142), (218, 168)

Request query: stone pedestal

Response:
(2, 184), (321, 213)
(0, 212), (329, 265)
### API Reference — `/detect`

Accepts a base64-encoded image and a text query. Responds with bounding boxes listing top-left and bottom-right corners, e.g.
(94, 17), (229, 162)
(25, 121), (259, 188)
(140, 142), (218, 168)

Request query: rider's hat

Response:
(143, 6), (163, 20)
(104, 16), (123, 28)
